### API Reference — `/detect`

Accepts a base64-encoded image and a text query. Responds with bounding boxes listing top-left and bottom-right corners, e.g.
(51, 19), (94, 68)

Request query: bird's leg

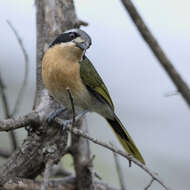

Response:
(47, 107), (67, 124)
(62, 109), (88, 127)
(26, 108), (68, 136)
(75, 109), (88, 120)
(66, 87), (75, 126)
(63, 87), (87, 127)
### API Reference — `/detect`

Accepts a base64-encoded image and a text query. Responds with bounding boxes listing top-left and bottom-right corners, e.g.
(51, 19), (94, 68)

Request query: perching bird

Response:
(42, 29), (145, 164)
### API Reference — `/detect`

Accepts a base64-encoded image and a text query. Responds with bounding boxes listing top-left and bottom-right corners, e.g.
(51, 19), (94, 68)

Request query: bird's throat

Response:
(42, 44), (86, 103)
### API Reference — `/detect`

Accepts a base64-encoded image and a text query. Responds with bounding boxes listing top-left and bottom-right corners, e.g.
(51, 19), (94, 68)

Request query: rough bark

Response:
(34, 0), (94, 189)
(0, 0), (92, 189)
(0, 112), (39, 132)
(0, 1), (175, 190)
(0, 92), (68, 185)
(2, 177), (120, 190)
(70, 119), (94, 190)
(34, 0), (79, 107)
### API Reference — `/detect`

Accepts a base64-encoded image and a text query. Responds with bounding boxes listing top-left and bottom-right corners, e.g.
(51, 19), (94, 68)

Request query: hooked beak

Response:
(63, 29), (92, 51)
(73, 37), (91, 51)
(75, 41), (91, 50)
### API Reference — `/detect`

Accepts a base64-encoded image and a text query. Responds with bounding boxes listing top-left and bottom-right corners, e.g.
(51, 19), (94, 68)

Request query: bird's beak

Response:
(73, 36), (91, 51)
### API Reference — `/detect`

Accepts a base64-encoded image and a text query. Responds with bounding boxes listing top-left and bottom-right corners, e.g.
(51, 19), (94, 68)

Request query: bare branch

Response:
(0, 112), (40, 132)
(3, 177), (120, 190)
(76, 19), (88, 27)
(8, 131), (18, 151)
(66, 88), (76, 125)
(31, 2), (81, 184)
(55, 117), (170, 190)
(112, 144), (128, 190)
(0, 72), (18, 150)
(0, 0), (90, 188)
(0, 107), (68, 186)
(71, 124), (95, 190)
(51, 166), (72, 177)
(5, 20), (29, 150)
(41, 160), (54, 190)
(144, 179), (154, 190)
(6, 20), (29, 117)
(66, 88), (94, 190)
(0, 72), (10, 119)
(34, 0), (80, 107)
(0, 149), (11, 159)
(120, 0), (190, 108)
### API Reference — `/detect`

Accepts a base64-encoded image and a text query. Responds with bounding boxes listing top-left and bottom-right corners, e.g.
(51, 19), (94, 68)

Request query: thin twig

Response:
(9, 131), (18, 151)
(76, 19), (88, 27)
(120, 0), (190, 108)
(0, 72), (10, 118)
(144, 178), (154, 190)
(94, 172), (102, 180)
(41, 160), (54, 190)
(66, 88), (75, 125)
(6, 20), (29, 116)
(51, 166), (72, 177)
(5, 20), (29, 150)
(55, 117), (170, 190)
(0, 112), (40, 132)
(0, 72), (18, 150)
(112, 144), (128, 190)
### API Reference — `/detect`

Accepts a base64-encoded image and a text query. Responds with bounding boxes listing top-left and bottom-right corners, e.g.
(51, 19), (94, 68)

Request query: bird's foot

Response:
(47, 107), (67, 124)
(62, 109), (88, 127)
(75, 109), (88, 121)
(62, 119), (73, 127)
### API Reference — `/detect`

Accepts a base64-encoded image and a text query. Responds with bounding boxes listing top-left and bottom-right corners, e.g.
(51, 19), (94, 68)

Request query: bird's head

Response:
(47, 29), (91, 62)
(49, 29), (92, 51)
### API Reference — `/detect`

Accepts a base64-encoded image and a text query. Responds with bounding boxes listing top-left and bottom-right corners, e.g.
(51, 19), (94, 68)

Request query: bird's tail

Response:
(106, 114), (145, 164)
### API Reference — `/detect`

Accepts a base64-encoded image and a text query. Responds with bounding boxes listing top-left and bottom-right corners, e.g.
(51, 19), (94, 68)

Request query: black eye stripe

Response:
(49, 32), (79, 47)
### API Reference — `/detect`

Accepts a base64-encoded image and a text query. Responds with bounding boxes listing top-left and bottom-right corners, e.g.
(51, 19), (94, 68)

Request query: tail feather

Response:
(106, 114), (145, 164)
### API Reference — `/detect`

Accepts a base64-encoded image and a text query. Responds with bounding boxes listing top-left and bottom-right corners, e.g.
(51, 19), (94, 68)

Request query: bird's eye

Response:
(69, 32), (77, 39)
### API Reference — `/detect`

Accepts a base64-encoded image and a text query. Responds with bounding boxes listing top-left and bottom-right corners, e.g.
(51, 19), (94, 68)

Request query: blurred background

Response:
(0, 0), (190, 189)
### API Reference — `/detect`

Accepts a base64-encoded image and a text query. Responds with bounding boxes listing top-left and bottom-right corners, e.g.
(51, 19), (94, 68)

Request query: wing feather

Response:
(79, 56), (114, 110)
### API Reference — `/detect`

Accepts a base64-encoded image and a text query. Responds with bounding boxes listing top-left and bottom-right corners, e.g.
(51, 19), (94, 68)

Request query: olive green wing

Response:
(79, 56), (114, 110)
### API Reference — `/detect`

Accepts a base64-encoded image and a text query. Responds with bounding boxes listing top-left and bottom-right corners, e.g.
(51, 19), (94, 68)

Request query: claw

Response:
(75, 110), (88, 120)
(61, 110), (88, 127)
(62, 119), (73, 127)
(61, 119), (73, 134)
(47, 107), (67, 124)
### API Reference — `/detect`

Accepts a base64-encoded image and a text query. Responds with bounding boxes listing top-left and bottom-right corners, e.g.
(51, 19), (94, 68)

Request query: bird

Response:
(42, 29), (145, 164)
